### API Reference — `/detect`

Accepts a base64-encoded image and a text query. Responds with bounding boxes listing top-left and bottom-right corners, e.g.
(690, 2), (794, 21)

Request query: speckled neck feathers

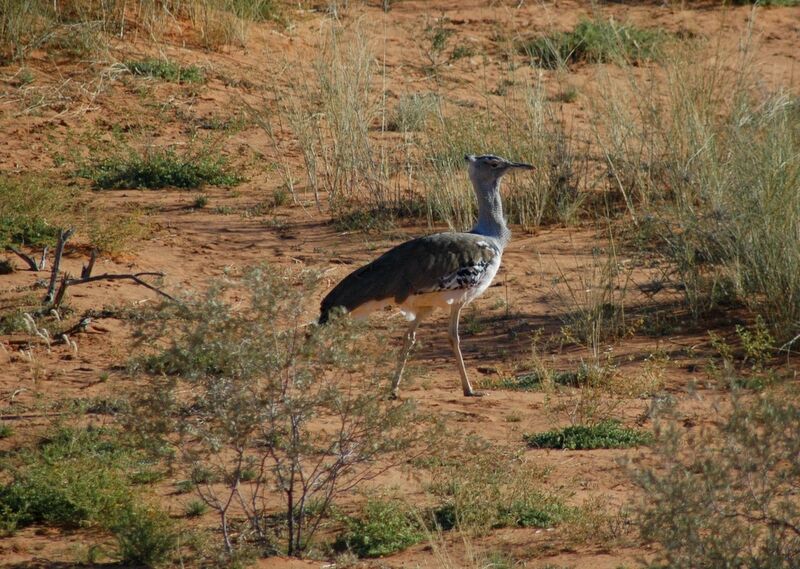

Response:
(469, 177), (511, 247)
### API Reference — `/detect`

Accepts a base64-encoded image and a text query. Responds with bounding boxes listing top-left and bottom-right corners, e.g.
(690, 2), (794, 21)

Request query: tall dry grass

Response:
(591, 28), (800, 334)
(0, 0), (282, 61)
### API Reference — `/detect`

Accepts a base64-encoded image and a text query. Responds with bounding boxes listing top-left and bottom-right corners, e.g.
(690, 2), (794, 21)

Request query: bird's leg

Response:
(390, 309), (430, 399)
(448, 303), (484, 397)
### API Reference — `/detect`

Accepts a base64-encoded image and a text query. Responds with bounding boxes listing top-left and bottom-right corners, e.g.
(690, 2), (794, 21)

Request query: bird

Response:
(319, 154), (533, 398)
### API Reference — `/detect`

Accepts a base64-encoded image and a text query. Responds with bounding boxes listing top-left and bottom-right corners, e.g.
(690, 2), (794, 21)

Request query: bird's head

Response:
(464, 154), (534, 187)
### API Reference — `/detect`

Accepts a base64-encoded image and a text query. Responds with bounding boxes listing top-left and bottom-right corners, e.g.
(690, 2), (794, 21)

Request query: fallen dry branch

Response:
(5, 245), (47, 271)
(52, 271), (176, 308)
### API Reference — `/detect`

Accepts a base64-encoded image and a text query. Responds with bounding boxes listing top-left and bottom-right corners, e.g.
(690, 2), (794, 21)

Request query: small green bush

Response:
(126, 58), (204, 83)
(86, 147), (241, 190)
(525, 421), (651, 450)
(112, 505), (178, 567)
(0, 427), (178, 566)
(519, 19), (667, 69)
(0, 424), (13, 438)
(185, 500), (208, 517)
(335, 497), (423, 558)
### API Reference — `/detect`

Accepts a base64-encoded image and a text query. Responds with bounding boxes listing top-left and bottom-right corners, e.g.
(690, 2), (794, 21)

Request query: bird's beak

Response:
(507, 161), (534, 171)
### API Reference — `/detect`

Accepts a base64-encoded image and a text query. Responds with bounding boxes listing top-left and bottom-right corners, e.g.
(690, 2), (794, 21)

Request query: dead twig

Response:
(52, 271), (176, 308)
(45, 228), (75, 303)
(5, 245), (45, 271)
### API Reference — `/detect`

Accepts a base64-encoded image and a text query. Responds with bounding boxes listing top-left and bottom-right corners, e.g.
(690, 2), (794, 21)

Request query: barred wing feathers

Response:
(319, 233), (499, 323)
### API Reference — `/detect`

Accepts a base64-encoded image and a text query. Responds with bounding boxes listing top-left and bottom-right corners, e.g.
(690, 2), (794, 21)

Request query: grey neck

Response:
(470, 178), (511, 247)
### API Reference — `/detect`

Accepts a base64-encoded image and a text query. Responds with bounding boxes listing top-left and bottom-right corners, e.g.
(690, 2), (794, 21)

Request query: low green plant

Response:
(634, 391), (800, 568)
(525, 420), (651, 450)
(126, 59), (204, 83)
(0, 424), (13, 438)
(519, 18), (668, 69)
(388, 93), (439, 132)
(0, 175), (76, 248)
(185, 500), (208, 517)
(335, 497), (423, 558)
(86, 146), (241, 190)
(0, 427), (177, 566)
(111, 505), (178, 567)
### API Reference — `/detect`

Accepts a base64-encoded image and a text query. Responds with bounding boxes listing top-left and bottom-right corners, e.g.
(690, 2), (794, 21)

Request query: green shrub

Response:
(0, 426), (178, 566)
(525, 421), (651, 450)
(519, 19), (667, 69)
(0, 175), (76, 248)
(126, 58), (204, 83)
(335, 497), (423, 558)
(185, 500), (208, 517)
(129, 266), (432, 557)
(86, 146), (241, 190)
(0, 424), (12, 438)
(0, 428), (134, 529)
(111, 505), (178, 567)
(635, 392), (800, 568)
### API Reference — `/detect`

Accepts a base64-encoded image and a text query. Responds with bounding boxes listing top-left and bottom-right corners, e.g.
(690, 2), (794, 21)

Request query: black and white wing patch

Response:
(424, 240), (500, 293)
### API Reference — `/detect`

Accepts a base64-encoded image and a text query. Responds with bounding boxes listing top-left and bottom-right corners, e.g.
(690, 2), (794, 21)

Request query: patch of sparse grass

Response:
(427, 444), (568, 534)
(388, 93), (439, 132)
(525, 420), (651, 450)
(86, 146), (241, 190)
(126, 59), (204, 83)
(593, 39), (800, 332)
(334, 497), (424, 558)
(519, 18), (668, 69)
(0, 175), (77, 248)
(0, 424), (13, 438)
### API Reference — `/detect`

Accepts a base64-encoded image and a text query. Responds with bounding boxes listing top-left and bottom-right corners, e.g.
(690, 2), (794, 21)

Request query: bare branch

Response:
(45, 228), (75, 303)
(81, 248), (97, 279)
(53, 271), (177, 308)
(5, 245), (40, 271)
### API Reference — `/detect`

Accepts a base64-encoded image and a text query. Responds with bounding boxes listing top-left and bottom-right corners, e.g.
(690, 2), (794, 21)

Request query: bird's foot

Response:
(387, 390), (401, 401)
(464, 390), (487, 397)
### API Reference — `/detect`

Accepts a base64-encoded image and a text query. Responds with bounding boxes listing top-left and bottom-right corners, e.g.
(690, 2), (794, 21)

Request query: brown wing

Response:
(319, 233), (499, 323)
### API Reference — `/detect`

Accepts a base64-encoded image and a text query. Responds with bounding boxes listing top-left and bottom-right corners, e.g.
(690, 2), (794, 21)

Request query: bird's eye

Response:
(490, 162), (500, 168)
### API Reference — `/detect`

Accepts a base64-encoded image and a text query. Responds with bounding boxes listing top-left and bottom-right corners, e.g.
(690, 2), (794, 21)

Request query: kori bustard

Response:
(319, 154), (533, 397)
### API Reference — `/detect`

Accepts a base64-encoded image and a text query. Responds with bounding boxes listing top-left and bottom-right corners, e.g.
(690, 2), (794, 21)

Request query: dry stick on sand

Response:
(40, 227), (177, 308)
(5, 245), (47, 271)
(52, 272), (176, 308)
(45, 228), (75, 303)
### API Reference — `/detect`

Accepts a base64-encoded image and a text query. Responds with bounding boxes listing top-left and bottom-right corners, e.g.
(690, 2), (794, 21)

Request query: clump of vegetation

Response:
(519, 18), (668, 69)
(594, 44), (800, 331)
(86, 146), (241, 190)
(635, 391), (800, 568)
(335, 497), (424, 558)
(426, 443), (569, 534)
(0, 175), (76, 248)
(388, 93), (439, 132)
(0, 0), (284, 62)
(126, 58), (204, 83)
(525, 420), (651, 450)
(0, 427), (177, 566)
(128, 266), (434, 558)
